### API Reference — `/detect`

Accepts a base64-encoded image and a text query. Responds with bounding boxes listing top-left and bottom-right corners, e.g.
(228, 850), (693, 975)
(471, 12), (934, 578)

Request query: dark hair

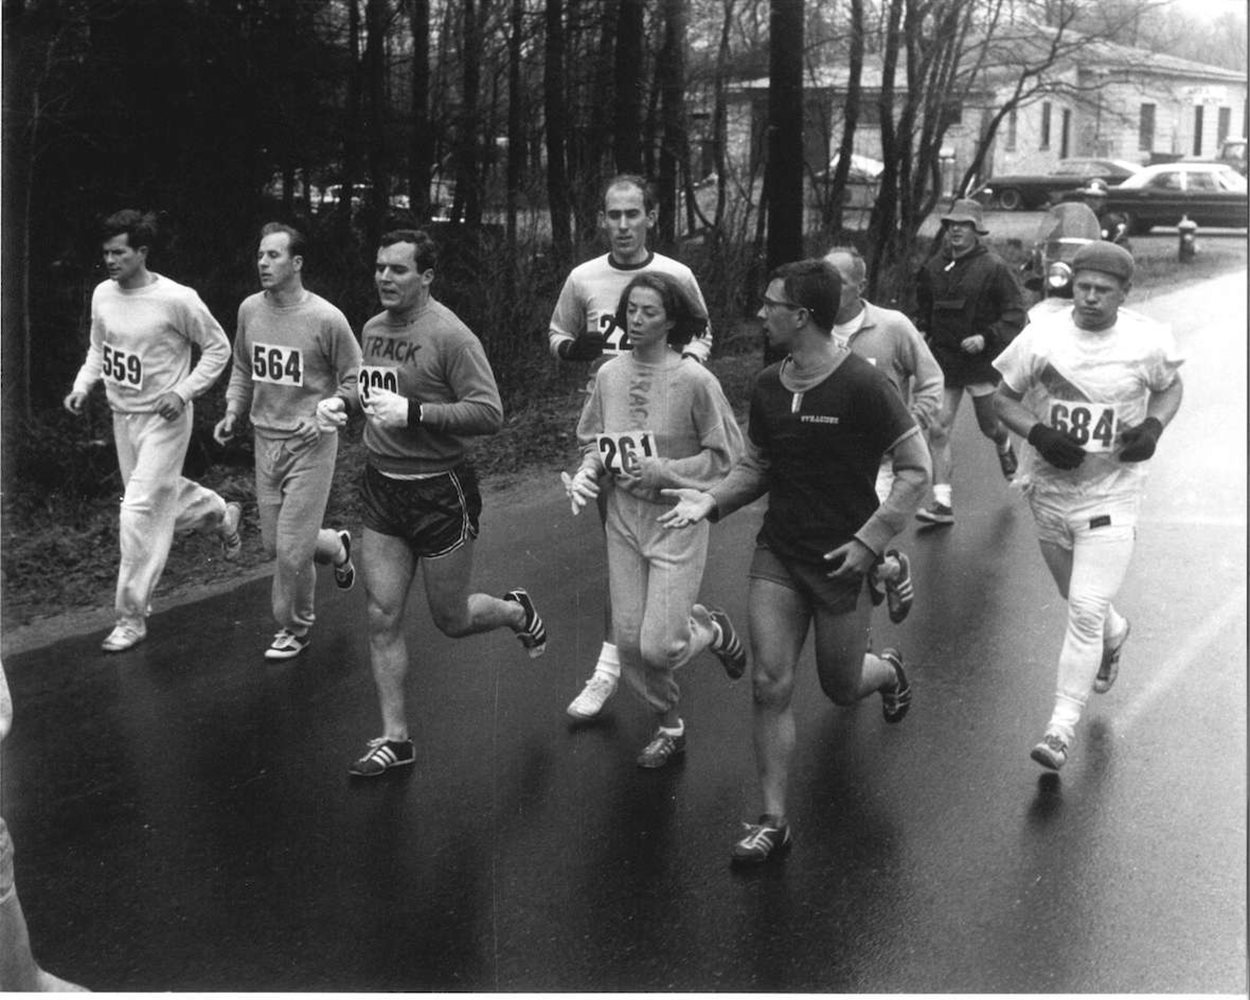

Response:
(259, 221), (307, 260)
(768, 259), (842, 332)
(603, 173), (656, 213)
(378, 228), (438, 271)
(612, 272), (707, 350)
(101, 209), (158, 254)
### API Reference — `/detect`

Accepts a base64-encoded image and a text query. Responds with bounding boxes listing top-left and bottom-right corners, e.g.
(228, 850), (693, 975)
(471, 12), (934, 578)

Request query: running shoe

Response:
(503, 588), (547, 658)
(220, 501), (243, 560)
(636, 728), (686, 768)
(1030, 731), (1068, 771)
(567, 671), (617, 719)
(101, 620), (146, 653)
(997, 443), (1019, 480)
(915, 502), (954, 525)
(1094, 619), (1130, 694)
(884, 549), (914, 624)
(730, 815), (792, 865)
(348, 737), (415, 777)
(333, 529), (355, 591)
(707, 606), (747, 680)
(879, 647), (911, 723)
(264, 628), (310, 661)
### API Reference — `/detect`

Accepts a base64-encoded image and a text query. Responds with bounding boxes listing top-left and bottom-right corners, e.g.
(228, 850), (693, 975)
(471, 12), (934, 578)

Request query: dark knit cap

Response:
(1072, 241), (1134, 282)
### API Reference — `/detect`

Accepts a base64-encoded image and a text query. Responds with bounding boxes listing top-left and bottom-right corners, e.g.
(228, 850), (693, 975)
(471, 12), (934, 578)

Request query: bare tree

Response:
(544, 0), (572, 260)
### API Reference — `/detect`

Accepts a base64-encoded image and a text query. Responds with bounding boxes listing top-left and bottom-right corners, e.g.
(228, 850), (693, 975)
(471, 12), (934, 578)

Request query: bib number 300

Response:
(1048, 401), (1120, 453)
(359, 365), (399, 404)
(597, 430), (656, 476)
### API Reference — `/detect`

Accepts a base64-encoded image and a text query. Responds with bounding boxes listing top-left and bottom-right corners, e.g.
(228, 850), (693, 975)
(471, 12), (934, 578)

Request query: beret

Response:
(1072, 241), (1134, 282)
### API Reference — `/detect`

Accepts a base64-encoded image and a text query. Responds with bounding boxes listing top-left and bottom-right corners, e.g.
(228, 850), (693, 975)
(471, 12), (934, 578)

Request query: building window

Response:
(1193, 105), (1204, 156)
(1139, 103), (1156, 151)
(1006, 109), (1018, 151)
(1218, 106), (1232, 146)
(1040, 102), (1051, 150)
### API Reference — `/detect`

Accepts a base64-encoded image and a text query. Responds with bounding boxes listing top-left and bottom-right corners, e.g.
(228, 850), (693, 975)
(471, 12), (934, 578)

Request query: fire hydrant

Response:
(1178, 215), (1198, 262)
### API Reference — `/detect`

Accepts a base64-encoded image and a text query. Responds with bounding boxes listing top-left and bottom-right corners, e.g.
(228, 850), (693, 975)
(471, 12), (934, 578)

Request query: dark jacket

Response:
(914, 242), (1026, 386)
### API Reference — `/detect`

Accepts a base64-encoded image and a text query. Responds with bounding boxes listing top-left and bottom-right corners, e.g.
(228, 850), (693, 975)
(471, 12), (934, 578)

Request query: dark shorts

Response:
(748, 543), (864, 616)
(360, 463), (481, 558)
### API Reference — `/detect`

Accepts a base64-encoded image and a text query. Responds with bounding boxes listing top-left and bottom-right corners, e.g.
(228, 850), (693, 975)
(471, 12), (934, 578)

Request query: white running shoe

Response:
(265, 628), (310, 661)
(220, 501), (243, 561)
(102, 621), (146, 653)
(566, 672), (617, 719)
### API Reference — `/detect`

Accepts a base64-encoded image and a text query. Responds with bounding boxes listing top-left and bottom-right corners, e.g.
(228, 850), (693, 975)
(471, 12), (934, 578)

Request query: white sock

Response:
(933, 483), (952, 507)
(659, 718), (684, 737)
(1047, 693), (1083, 745)
(595, 642), (621, 679)
(1103, 607), (1127, 644)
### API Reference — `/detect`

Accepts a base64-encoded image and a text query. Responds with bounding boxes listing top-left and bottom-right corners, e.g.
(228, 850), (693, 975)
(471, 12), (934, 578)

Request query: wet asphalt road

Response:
(2, 272), (1245, 992)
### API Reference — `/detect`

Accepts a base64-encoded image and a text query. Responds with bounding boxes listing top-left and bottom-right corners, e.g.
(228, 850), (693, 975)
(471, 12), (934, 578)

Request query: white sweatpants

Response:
(112, 408), (227, 624)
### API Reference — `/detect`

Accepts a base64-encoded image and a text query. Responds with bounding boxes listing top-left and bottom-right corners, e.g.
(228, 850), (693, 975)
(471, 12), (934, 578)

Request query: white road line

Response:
(1117, 586), (1248, 732)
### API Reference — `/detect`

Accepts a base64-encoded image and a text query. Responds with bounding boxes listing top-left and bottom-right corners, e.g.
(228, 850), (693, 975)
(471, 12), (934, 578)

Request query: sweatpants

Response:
(112, 408), (227, 625)
(254, 431), (341, 634)
(604, 488), (719, 715)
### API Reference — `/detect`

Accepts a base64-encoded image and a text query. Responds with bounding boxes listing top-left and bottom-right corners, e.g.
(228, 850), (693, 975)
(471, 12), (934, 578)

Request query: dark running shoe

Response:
(348, 737), (415, 777)
(731, 815), (792, 865)
(998, 442), (1019, 480)
(884, 549), (914, 624)
(916, 502), (954, 525)
(1094, 619), (1130, 694)
(636, 728), (686, 768)
(504, 588), (547, 658)
(879, 647), (911, 723)
(333, 529), (356, 591)
(708, 606), (747, 680)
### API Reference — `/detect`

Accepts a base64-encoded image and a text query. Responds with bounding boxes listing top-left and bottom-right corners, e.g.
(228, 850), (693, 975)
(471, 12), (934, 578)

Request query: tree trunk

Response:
(613, 0), (644, 173)
(408, 0), (432, 221)
(364, 0), (389, 244)
(824, 0), (864, 234)
(505, 0), (524, 247)
(656, 0), (687, 244)
(452, 0), (481, 225)
(544, 0), (572, 261)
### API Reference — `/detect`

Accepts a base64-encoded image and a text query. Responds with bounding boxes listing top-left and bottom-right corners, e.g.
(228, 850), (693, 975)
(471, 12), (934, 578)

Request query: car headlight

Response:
(1046, 261), (1072, 290)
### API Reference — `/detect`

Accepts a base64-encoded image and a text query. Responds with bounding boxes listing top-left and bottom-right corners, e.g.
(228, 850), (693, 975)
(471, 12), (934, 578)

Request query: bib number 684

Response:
(1048, 401), (1119, 453)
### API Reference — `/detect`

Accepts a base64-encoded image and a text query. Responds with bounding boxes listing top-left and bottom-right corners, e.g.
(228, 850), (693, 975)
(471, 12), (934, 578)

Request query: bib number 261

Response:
(597, 430), (656, 476)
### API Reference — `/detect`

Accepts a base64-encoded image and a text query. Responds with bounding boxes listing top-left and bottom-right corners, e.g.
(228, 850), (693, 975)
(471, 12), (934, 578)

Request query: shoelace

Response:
(738, 823), (779, 850)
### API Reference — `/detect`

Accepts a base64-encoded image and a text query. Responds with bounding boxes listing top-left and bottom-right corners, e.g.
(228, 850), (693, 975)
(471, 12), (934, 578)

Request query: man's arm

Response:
(854, 427), (930, 555)
(986, 260), (1027, 350)
(172, 293), (231, 403)
(902, 321), (944, 429)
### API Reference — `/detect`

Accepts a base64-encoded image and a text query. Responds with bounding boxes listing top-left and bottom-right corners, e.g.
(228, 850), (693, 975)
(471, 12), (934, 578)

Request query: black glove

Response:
(1119, 416), (1163, 462)
(557, 332), (605, 362)
(1027, 423), (1086, 470)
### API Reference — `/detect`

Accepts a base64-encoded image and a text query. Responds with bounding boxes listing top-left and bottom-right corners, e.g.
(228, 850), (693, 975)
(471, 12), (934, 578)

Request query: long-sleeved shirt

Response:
(709, 351), (924, 563)
(576, 352), (743, 503)
(359, 297), (503, 476)
(225, 290), (361, 439)
(72, 274), (230, 412)
(836, 300), (944, 429)
(548, 251), (713, 365)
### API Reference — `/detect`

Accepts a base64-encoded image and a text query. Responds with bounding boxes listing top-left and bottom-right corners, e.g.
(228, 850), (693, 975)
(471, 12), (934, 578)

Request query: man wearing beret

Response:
(913, 199), (1026, 524)
(991, 242), (1184, 770)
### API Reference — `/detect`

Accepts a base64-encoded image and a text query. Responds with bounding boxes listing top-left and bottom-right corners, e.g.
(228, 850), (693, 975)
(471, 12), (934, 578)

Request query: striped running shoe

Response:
(1094, 619), (1130, 694)
(504, 588), (547, 658)
(731, 815), (792, 865)
(879, 647), (912, 723)
(707, 606), (746, 680)
(348, 737), (415, 777)
(884, 548), (914, 624)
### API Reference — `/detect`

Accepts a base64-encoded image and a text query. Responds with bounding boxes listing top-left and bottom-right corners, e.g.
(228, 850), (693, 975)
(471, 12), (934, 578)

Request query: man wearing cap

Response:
(913, 198), (1026, 524)
(991, 241), (1183, 770)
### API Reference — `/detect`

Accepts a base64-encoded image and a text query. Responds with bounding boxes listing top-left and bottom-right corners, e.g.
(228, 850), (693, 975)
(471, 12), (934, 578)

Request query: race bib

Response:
(1047, 400), (1123, 453)
(359, 364), (399, 404)
(590, 309), (629, 355)
(597, 430), (657, 476)
(102, 343), (144, 391)
(251, 343), (304, 386)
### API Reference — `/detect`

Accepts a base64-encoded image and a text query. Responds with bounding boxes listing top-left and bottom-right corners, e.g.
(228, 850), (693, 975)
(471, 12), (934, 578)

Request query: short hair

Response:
(612, 272), (708, 350)
(101, 209), (158, 253)
(823, 245), (867, 285)
(767, 259), (842, 332)
(378, 229), (438, 271)
(259, 221), (306, 260)
(603, 173), (656, 213)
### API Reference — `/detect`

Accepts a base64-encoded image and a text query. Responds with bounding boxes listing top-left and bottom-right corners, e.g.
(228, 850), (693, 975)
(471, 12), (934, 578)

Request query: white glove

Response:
(316, 396), (348, 432)
(560, 468), (600, 515)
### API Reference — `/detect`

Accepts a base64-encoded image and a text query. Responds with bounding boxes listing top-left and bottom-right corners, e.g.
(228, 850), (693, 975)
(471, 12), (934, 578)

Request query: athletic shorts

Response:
(1026, 489), (1139, 551)
(962, 381), (999, 398)
(749, 543), (864, 616)
(360, 463), (481, 558)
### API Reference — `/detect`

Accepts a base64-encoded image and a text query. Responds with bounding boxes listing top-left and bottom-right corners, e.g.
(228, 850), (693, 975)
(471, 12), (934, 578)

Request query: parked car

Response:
(969, 158), (1140, 211)
(1101, 162), (1248, 233)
